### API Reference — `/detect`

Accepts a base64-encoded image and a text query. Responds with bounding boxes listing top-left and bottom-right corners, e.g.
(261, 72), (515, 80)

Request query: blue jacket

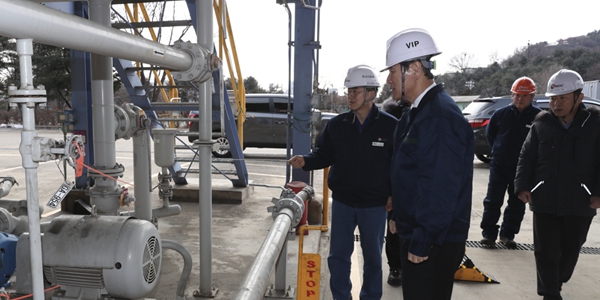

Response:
(486, 103), (541, 171)
(302, 104), (397, 208)
(391, 84), (474, 257)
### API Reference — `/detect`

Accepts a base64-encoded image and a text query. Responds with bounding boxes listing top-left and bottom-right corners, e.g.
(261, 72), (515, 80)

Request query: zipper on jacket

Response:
(581, 183), (592, 196)
(531, 181), (544, 192)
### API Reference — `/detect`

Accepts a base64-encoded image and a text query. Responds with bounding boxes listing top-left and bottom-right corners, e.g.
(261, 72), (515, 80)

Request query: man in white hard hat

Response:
(288, 65), (397, 300)
(515, 69), (600, 300)
(382, 28), (474, 300)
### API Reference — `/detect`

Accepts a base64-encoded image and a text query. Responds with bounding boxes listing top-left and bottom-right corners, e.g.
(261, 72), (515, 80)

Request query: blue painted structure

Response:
(291, 1), (320, 184)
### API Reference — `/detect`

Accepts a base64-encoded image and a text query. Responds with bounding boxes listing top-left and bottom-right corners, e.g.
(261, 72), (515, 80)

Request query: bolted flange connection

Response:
(268, 195), (305, 228)
(8, 84), (47, 108)
(114, 104), (150, 140)
(268, 186), (314, 228)
(171, 40), (219, 83)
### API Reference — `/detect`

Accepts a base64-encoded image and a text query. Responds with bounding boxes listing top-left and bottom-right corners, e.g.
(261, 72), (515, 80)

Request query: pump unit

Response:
(28, 215), (161, 299)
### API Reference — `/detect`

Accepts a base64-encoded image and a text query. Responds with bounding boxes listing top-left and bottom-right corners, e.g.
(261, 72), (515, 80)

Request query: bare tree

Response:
(448, 52), (477, 73)
(530, 63), (566, 95)
(488, 50), (500, 65)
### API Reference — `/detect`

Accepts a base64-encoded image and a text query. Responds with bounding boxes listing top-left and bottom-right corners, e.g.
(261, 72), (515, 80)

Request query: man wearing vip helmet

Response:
(288, 65), (397, 300)
(480, 77), (542, 249)
(515, 69), (600, 299)
(383, 28), (474, 300)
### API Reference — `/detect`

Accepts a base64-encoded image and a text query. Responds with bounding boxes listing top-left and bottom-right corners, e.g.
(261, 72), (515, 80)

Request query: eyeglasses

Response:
(347, 89), (364, 97)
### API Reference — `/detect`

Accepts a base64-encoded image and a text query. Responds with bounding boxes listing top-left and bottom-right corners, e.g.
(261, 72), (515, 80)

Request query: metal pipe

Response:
(152, 205), (181, 218)
(233, 187), (311, 299)
(233, 208), (294, 300)
(0, 177), (17, 199)
(0, 0), (192, 71)
(15, 38), (44, 300)
(133, 129), (152, 221)
(283, 1), (293, 184)
(196, 0), (215, 297)
(118, 205), (181, 219)
(162, 240), (193, 300)
(88, 0), (120, 214)
(156, 167), (182, 218)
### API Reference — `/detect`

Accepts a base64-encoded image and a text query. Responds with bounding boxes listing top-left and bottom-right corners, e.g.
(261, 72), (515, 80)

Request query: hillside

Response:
(436, 30), (600, 97)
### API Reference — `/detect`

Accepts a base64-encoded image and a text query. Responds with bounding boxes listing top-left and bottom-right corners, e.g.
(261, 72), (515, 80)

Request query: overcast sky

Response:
(204, 0), (600, 91)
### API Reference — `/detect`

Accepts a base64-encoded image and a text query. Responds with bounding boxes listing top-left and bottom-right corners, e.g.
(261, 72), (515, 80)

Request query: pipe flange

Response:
(114, 105), (131, 140)
(8, 85), (47, 104)
(114, 104), (148, 140)
(88, 163), (125, 180)
(270, 196), (304, 227)
(0, 208), (15, 232)
(171, 40), (217, 83)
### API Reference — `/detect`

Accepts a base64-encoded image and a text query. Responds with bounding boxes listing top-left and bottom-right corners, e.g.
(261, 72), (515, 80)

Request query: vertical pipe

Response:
(284, 2), (292, 184)
(16, 38), (44, 300)
(133, 130), (152, 221)
(196, 0), (214, 295)
(89, 0), (120, 214)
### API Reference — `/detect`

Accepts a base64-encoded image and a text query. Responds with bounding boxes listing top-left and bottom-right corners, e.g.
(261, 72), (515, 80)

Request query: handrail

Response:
(120, 3), (180, 128)
(213, 0), (246, 146)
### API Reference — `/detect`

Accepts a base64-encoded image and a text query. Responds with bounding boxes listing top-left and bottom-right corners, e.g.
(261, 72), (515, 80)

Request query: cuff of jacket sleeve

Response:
(409, 239), (433, 257)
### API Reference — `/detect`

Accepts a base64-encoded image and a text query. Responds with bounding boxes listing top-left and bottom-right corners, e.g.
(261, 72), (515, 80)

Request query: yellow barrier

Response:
(295, 165), (331, 299)
(296, 225), (321, 299)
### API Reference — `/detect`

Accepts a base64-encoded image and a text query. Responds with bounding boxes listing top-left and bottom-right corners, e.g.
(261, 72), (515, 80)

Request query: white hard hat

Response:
(545, 69), (584, 96)
(344, 65), (380, 88)
(382, 28), (441, 71)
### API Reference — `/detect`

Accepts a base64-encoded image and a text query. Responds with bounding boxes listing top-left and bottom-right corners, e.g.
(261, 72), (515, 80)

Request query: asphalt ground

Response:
(1, 128), (600, 299)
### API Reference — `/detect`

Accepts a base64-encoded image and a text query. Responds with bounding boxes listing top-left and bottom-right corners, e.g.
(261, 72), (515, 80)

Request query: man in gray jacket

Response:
(515, 69), (600, 300)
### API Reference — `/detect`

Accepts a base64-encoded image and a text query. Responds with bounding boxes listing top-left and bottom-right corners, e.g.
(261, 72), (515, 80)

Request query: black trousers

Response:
(386, 211), (401, 270)
(480, 161), (525, 240)
(533, 212), (593, 300)
(399, 238), (465, 300)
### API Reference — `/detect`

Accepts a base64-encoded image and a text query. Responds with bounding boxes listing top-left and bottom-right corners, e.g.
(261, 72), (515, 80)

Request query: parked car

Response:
(462, 95), (600, 163)
(535, 97), (600, 111)
(188, 93), (337, 157)
(462, 96), (512, 163)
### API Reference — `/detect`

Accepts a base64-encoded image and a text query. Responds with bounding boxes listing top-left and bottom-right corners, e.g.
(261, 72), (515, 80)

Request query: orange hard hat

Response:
(511, 77), (536, 95)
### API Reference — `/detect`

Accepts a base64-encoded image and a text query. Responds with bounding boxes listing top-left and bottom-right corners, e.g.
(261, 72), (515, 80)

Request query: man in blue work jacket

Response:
(480, 77), (541, 249)
(383, 28), (474, 300)
(289, 65), (397, 300)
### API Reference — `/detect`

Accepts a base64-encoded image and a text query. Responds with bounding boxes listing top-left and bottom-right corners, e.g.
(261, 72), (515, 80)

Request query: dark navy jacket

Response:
(302, 104), (397, 208)
(486, 103), (541, 172)
(391, 84), (474, 257)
